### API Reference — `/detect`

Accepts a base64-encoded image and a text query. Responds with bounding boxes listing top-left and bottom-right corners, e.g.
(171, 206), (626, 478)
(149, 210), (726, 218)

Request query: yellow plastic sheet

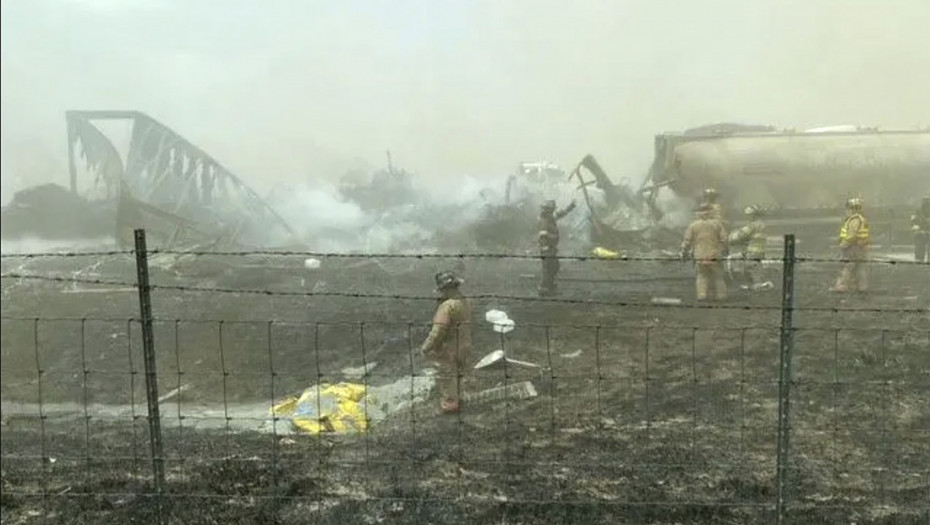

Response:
(271, 382), (372, 434)
(591, 246), (621, 259)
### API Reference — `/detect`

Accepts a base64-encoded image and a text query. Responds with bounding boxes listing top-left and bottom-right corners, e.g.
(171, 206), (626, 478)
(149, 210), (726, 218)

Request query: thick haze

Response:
(2, 0), (929, 204)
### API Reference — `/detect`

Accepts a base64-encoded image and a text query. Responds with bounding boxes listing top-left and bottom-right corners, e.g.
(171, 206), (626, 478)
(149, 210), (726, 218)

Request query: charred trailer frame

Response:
(66, 110), (295, 249)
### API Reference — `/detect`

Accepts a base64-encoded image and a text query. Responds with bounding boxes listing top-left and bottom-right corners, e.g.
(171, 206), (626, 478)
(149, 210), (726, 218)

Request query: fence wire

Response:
(1, 244), (929, 524)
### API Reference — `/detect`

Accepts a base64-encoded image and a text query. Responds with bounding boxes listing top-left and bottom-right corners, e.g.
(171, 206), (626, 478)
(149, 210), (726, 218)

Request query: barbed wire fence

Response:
(1, 230), (929, 524)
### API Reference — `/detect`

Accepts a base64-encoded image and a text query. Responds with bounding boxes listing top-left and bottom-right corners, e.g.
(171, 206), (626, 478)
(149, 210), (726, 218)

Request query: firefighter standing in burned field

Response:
(831, 197), (870, 293)
(537, 199), (576, 296)
(419, 271), (473, 414)
(681, 203), (729, 301)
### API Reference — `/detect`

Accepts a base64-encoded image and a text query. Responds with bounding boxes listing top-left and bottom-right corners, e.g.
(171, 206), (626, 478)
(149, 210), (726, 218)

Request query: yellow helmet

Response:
(846, 197), (864, 210)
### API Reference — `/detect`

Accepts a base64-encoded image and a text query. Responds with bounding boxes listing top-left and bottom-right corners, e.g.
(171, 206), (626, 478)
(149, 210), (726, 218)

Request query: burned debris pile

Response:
(0, 183), (112, 240)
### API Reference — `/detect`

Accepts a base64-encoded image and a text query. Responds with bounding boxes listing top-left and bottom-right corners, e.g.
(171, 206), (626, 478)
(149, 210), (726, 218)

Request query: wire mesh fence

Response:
(1, 233), (928, 524)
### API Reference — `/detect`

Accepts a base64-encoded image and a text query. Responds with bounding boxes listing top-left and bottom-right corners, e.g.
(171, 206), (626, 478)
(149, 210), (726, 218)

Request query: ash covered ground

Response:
(1, 247), (929, 524)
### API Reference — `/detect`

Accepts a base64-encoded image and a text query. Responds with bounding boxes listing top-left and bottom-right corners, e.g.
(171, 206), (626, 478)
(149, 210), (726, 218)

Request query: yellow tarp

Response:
(271, 382), (371, 434)
(591, 246), (622, 259)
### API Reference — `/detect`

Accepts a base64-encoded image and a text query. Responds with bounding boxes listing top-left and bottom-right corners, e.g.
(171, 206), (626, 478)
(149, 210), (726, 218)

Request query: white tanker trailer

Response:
(642, 124), (930, 246)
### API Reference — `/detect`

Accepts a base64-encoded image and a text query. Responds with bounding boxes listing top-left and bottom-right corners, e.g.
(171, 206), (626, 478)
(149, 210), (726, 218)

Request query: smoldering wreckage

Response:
(4, 112), (928, 366)
(3, 113), (930, 404)
(3, 112), (928, 276)
(0, 111), (673, 256)
(3, 112), (930, 524)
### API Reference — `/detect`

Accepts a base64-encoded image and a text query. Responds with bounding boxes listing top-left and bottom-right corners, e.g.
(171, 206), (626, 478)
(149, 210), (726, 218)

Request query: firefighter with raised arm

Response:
(681, 203), (729, 301)
(911, 195), (930, 263)
(537, 199), (577, 296)
(728, 205), (770, 290)
(830, 197), (870, 293)
(419, 271), (473, 414)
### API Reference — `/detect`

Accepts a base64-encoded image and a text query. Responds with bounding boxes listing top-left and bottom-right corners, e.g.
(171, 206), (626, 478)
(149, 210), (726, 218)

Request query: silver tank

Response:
(650, 128), (930, 210)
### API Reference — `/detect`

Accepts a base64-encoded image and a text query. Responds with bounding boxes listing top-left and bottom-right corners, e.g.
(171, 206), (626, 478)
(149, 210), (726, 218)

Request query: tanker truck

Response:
(641, 123), (930, 250)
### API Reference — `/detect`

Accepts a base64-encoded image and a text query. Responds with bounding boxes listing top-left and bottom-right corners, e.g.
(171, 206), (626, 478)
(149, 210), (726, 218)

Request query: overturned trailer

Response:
(62, 110), (294, 249)
(642, 124), (930, 243)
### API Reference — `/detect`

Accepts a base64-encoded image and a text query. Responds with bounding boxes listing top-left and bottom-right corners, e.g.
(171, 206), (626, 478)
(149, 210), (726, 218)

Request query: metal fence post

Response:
(134, 229), (166, 496)
(775, 234), (797, 523)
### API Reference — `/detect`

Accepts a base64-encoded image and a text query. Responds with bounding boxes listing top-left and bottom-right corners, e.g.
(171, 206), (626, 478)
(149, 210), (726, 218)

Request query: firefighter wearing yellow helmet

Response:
(830, 197), (870, 293)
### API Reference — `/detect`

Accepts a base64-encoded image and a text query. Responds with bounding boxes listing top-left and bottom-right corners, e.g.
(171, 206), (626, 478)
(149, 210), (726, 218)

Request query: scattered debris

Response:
(474, 350), (541, 370)
(651, 297), (683, 305)
(463, 380), (538, 404)
(304, 258), (321, 270)
(340, 362), (377, 379)
(270, 373), (434, 435)
(485, 309), (516, 334)
(271, 383), (370, 434)
(0, 183), (113, 240)
(591, 246), (622, 259)
(568, 154), (677, 250)
(157, 384), (192, 404)
(559, 350), (582, 359)
(740, 281), (775, 291)
(338, 152), (417, 212)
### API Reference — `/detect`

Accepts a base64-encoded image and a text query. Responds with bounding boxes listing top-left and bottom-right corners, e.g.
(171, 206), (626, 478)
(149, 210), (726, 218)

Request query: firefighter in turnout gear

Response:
(681, 204), (729, 301)
(419, 271), (473, 414)
(728, 205), (770, 290)
(831, 197), (870, 293)
(911, 196), (930, 263)
(537, 199), (577, 296)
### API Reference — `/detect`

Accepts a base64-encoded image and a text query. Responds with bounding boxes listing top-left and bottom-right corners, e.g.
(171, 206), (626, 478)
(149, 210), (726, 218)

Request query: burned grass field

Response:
(2, 252), (929, 524)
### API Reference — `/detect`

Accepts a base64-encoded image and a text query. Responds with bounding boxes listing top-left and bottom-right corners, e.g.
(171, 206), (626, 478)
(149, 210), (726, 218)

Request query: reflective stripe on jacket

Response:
(839, 214), (869, 246)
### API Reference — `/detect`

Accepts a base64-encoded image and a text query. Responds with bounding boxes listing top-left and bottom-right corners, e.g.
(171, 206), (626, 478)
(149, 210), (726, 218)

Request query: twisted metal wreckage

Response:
(66, 110), (295, 250)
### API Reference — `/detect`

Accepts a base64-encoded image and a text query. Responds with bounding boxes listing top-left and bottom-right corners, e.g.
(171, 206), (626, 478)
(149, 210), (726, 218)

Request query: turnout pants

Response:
(435, 352), (467, 405)
(696, 261), (727, 301)
(539, 250), (560, 295)
(833, 248), (868, 292)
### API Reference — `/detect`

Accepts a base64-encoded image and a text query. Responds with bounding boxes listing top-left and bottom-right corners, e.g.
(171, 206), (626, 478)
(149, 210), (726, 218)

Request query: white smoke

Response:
(267, 172), (505, 253)
(0, 236), (115, 254)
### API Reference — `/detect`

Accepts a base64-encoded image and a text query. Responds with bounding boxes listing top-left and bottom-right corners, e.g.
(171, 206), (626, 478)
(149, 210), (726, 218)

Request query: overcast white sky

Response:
(2, 0), (929, 202)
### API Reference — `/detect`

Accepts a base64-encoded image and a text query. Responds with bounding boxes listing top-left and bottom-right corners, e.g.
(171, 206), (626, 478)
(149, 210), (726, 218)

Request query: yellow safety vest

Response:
(839, 214), (869, 244)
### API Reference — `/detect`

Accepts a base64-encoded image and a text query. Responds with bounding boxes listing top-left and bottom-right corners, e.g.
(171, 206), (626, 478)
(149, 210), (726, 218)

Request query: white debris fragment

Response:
(485, 309), (515, 333)
(304, 258), (321, 270)
(464, 380), (538, 403)
(475, 350), (505, 369)
(474, 350), (541, 370)
(493, 318), (515, 333)
(485, 309), (507, 323)
(651, 297), (682, 305)
(157, 384), (191, 404)
(340, 362), (377, 379)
